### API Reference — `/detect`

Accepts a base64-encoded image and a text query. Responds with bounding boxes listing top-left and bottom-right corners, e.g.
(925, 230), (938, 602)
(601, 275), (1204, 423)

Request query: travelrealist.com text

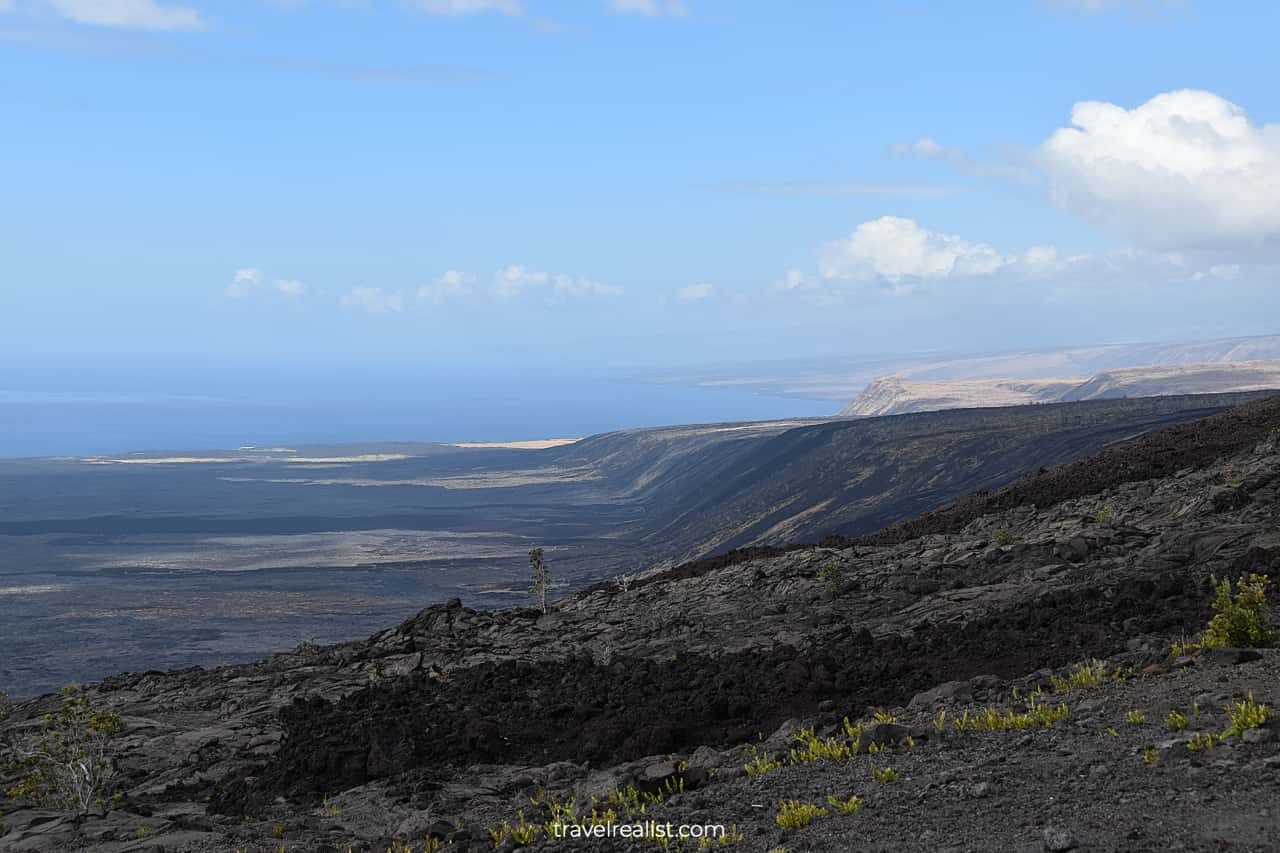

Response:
(551, 821), (728, 840)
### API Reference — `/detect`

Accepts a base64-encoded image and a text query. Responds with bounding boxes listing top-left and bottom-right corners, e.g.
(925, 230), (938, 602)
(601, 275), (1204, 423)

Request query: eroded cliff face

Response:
(2, 397), (1279, 852)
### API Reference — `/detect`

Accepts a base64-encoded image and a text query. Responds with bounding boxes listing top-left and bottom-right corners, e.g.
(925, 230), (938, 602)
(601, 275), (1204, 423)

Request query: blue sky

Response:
(3, 0), (1280, 372)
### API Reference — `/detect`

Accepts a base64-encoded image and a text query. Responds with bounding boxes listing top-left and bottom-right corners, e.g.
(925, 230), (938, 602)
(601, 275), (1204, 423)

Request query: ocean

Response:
(0, 364), (838, 458)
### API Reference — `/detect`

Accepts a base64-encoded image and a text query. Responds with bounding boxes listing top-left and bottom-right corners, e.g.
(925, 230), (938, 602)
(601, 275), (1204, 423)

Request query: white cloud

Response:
(1038, 89), (1280, 253)
(409, 0), (521, 15)
(609, 0), (688, 17)
(416, 269), (470, 304)
(492, 265), (622, 303)
(819, 216), (1010, 285)
(340, 287), (404, 314)
(673, 283), (714, 303)
(226, 268), (306, 300)
(46, 0), (206, 31)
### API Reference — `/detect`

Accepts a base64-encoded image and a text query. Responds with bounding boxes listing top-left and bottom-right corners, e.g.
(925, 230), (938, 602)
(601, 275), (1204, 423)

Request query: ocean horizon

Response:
(0, 365), (838, 459)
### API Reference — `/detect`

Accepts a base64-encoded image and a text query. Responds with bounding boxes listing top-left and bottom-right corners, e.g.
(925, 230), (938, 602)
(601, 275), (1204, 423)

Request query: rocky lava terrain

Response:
(3, 396), (1280, 851)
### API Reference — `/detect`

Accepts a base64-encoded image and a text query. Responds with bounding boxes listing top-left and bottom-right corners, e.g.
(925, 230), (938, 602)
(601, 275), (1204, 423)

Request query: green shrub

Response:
(1203, 574), (1277, 648)
(870, 765), (898, 784)
(775, 800), (826, 830)
(818, 560), (849, 595)
(1166, 709), (1189, 731)
(5, 686), (126, 812)
(1223, 692), (1272, 738)
(827, 793), (864, 815)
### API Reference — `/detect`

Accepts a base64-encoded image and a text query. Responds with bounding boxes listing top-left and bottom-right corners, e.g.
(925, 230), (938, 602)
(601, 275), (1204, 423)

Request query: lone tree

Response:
(6, 685), (127, 813)
(529, 547), (551, 614)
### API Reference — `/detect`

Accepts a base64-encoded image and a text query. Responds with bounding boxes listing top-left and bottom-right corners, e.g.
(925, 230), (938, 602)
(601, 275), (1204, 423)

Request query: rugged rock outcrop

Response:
(2, 397), (1280, 851)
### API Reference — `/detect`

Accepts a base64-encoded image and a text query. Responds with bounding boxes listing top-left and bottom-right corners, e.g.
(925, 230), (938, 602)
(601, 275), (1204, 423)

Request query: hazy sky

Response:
(3, 0), (1280, 371)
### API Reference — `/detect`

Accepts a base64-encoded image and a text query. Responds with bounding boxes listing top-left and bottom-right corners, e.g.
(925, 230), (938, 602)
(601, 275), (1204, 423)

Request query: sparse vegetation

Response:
(1126, 709), (1147, 725)
(1222, 692), (1271, 738)
(1094, 507), (1115, 523)
(826, 793), (864, 815)
(1143, 746), (1157, 766)
(775, 800), (826, 830)
(948, 698), (1071, 733)
(529, 547), (551, 614)
(1186, 732), (1218, 752)
(992, 527), (1013, 546)
(1203, 573), (1277, 648)
(818, 559), (850, 595)
(1051, 659), (1129, 693)
(871, 765), (898, 784)
(1167, 709), (1190, 731)
(4, 685), (126, 812)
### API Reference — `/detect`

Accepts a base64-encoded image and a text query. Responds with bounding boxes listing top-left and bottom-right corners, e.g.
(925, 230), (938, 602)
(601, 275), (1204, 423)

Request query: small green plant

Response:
(1104, 727), (1119, 738)
(1143, 746), (1157, 765)
(529, 547), (551, 614)
(744, 746), (784, 777)
(271, 823), (285, 838)
(992, 528), (1013, 546)
(1167, 709), (1189, 731)
(826, 793), (864, 815)
(294, 639), (322, 656)
(1222, 692), (1272, 738)
(1203, 574), (1277, 649)
(1186, 732), (1217, 752)
(1094, 507), (1115, 523)
(1126, 709), (1147, 725)
(870, 765), (898, 784)
(775, 800), (826, 830)
(871, 709), (898, 723)
(1051, 659), (1127, 693)
(818, 559), (849, 595)
(4, 686), (126, 813)
(490, 811), (540, 847)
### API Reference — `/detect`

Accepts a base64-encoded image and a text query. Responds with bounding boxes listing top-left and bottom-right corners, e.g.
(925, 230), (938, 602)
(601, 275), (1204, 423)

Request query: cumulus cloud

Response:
(609, 0), (688, 17)
(492, 265), (622, 303)
(226, 268), (306, 300)
(408, 0), (521, 15)
(1038, 89), (1280, 253)
(46, 0), (206, 31)
(819, 216), (1010, 285)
